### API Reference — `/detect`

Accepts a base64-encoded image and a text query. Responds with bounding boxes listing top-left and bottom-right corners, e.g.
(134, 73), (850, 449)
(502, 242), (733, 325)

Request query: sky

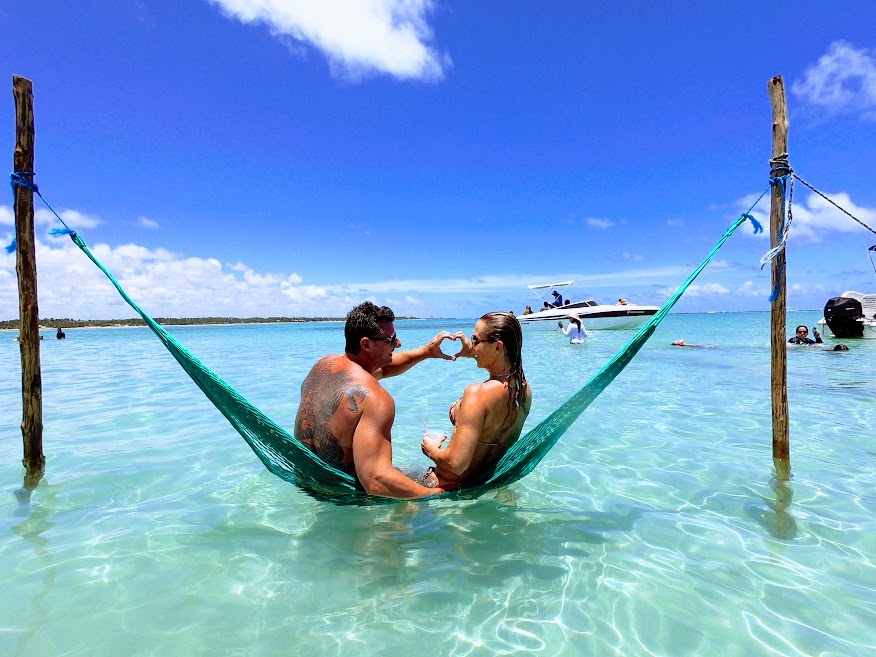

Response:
(2, 1), (876, 320)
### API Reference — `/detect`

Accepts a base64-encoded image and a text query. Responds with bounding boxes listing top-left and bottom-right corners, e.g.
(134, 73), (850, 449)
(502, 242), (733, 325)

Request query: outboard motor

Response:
(824, 296), (864, 338)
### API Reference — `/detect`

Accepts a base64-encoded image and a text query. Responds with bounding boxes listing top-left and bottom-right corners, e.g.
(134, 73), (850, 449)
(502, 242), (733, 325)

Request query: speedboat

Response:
(516, 281), (659, 331)
(817, 246), (876, 339)
(819, 290), (876, 339)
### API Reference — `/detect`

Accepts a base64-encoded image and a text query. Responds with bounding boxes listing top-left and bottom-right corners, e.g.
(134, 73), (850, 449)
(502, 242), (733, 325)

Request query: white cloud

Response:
(7, 203), (768, 320)
(737, 190), (876, 243)
(621, 251), (644, 263)
(657, 282), (729, 299)
(0, 224), (344, 319)
(36, 208), (101, 229)
(586, 217), (614, 229)
(137, 216), (160, 229)
(792, 41), (876, 119)
(2, 206), (104, 246)
(208, 0), (450, 82)
(738, 281), (763, 297)
(332, 266), (690, 295)
(666, 219), (684, 228)
(782, 191), (876, 243)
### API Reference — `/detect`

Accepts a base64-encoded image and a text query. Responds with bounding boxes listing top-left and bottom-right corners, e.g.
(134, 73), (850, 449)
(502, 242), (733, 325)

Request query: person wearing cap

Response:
(558, 314), (587, 344)
(551, 290), (564, 307)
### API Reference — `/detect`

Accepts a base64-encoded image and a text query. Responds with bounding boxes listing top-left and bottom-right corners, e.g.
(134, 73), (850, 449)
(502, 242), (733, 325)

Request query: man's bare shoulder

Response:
(311, 354), (370, 381)
(309, 355), (390, 403)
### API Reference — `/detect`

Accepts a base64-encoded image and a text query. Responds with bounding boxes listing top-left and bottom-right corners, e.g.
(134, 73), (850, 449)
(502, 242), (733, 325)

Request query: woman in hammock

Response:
(420, 312), (532, 488)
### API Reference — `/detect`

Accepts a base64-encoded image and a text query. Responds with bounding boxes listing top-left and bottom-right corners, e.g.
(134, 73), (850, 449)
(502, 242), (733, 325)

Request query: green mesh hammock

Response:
(65, 213), (756, 505)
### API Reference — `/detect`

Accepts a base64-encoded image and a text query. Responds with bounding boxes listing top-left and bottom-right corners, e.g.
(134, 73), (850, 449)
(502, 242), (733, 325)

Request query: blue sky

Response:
(2, 1), (876, 320)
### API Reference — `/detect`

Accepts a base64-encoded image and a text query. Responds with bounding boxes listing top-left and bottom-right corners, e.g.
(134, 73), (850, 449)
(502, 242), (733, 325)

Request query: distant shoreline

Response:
(0, 310), (825, 332)
(0, 316), (431, 330)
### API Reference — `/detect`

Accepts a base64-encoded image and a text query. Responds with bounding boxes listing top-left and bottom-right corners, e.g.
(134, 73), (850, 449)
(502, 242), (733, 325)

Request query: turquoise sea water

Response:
(1, 313), (875, 657)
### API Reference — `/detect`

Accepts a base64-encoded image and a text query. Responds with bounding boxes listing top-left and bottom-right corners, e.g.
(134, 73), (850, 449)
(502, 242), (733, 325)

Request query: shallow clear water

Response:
(1, 313), (875, 656)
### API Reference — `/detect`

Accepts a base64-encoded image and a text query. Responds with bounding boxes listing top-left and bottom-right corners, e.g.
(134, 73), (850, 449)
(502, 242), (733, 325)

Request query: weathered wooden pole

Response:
(767, 75), (790, 481)
(12, 75), (45, 482)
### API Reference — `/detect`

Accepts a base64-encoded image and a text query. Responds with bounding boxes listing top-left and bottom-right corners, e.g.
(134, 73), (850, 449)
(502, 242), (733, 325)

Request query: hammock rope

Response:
(12, 171), (767, 505)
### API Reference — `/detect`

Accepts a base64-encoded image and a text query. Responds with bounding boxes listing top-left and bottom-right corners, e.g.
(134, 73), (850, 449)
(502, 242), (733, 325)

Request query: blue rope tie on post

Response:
(6, 171), (77, 253)
(759, 155), (794, 302)
(10, 171), (39, 194)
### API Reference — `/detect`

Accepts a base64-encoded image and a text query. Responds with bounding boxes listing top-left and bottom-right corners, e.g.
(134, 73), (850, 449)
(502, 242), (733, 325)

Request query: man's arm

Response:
(375, 331), (458, 380)
(352, 390), (442, 499)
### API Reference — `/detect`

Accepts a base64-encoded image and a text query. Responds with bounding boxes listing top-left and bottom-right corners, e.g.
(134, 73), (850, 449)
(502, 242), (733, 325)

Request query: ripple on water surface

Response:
(1, 315), (875, 656)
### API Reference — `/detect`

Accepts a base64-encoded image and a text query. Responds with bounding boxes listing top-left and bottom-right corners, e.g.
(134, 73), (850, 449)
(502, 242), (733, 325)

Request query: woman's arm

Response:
(421, 384), (487, 475)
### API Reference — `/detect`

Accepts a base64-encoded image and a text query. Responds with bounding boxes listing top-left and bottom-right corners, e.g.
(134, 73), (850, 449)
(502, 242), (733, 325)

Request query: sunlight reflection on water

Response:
(1, 313), (874, 656)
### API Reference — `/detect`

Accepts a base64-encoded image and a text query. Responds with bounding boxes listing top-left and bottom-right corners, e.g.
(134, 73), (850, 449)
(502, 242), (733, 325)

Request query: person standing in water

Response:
(558, 314), (587, 344)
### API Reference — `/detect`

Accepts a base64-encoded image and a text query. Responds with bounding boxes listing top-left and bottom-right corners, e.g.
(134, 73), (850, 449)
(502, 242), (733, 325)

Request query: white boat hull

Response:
(517, 304), (658, 331)
(818, 317), (876, 339)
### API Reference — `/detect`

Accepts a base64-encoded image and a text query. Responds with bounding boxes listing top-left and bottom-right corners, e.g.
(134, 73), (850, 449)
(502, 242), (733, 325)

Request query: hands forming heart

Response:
(426, 331), (473, 361)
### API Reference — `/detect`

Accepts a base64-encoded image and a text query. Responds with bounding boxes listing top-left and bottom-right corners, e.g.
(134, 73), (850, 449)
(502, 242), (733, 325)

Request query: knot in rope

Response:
(10, 171), (39, 194)
(760, 154), (796, 302)
(769, 153), (792, 179)
(5, 171), (76, 254)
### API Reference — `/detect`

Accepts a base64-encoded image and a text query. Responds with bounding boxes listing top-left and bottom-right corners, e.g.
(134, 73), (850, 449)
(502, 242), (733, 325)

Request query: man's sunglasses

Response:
(371, 333), (397, 344)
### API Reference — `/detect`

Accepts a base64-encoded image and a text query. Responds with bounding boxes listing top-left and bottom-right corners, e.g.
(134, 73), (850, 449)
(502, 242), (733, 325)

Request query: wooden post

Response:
(12, 75), (45, 480)
(768, 75), (790, 481)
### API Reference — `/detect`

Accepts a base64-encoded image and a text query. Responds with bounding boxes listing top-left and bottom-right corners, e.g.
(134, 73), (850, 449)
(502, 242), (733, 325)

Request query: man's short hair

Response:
(345, 301), (395, 354)
(552, 290), (559, 295)
(796, 325), (808, 333)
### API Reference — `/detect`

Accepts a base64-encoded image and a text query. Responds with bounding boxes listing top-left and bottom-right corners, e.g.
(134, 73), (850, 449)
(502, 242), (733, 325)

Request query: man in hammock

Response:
(294, 301), (459, 499)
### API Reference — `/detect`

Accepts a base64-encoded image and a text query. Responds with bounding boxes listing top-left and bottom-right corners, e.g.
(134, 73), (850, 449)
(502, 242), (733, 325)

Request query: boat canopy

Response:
(528, 281), (573, 291)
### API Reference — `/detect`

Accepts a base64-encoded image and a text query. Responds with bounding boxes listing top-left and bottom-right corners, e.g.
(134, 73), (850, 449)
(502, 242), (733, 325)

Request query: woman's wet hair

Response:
(833, 344), (849, 351)
(345, 301), (394, 354)
(478, 311), (528, 431)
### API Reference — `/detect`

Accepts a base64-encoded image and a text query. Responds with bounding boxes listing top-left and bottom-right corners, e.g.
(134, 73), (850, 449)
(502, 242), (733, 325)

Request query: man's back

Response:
(294, 354), (378, 477)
